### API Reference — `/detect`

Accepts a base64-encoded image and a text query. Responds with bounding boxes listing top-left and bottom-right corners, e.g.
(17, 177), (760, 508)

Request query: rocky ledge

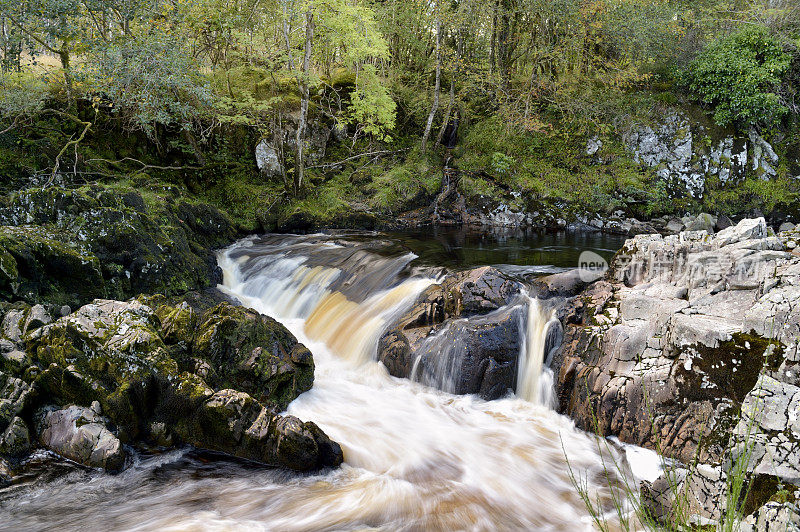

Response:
(0, 185), (237, 308)
(0, 294), (342, 480)
(377, 265), (551, 400)
(553, 217), (800, 525)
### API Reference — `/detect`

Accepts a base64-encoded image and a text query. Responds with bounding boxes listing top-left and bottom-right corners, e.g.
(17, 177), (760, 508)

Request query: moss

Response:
(193, 303), (314, 410)
(741, 475), (798, 516)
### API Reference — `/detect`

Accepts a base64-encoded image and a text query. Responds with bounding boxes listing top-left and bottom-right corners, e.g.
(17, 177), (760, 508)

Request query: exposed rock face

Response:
(378, 266), (524, 399)
(554, 217), (800, 523)
(193, 304), (314, 410)
(0, 186), (236, 307)
(37, 404), (124, 470)
(0, 296), (340, 473)
(557, 217), (799, 462)
(621, 109), (782, 197)
(254, 117), (331, 178)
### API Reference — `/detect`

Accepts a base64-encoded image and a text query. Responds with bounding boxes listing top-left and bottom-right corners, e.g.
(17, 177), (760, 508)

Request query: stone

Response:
(556, 218), (800, 470)
(715, 215), (734, 231)
(715, 218), (768, 248)
(780, 222), (796, 233)
(0, 186), (235, 307)
(2, 309), (25, 343)
(192, 303), (314, 410)
(255, 139), (282, 178)
(665, 218), (685, 234)
(586, 136), (602, 156)
(25, 297), (341, 472)
(22, 304), (52, 334)
(411, 303), (525, 399)
(740, 502), (800, 532)
(533, 269), (602, 298)
(0, 370), (32, 433)
(685, 213), (716, 233)
(0, 416), (30, 456)
(37, 405), (125, 470)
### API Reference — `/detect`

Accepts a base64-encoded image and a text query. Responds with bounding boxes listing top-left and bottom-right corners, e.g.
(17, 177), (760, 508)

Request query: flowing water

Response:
(0, 229), (658, 532)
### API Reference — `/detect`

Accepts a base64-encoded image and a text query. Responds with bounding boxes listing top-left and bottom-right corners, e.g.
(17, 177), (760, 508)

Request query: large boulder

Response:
(0, 186), (236, 307)
(192, 303), (314, 410)
(411, 304), (525, 399)
(36, 404), (125, 470)
(378, 266), (525, 399)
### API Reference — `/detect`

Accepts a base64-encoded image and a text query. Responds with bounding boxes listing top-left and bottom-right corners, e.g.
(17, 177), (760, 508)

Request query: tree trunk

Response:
(59, 50), (74, 103)
(421, 11), (441, 152)
(294, 9), (314, 195)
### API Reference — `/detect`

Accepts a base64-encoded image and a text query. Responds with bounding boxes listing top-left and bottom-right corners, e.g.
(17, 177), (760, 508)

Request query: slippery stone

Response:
(37, 405), (125, 470)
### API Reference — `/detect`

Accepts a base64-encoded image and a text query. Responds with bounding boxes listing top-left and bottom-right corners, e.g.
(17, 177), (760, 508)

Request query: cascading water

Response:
(0, 233), (661, 531)
(517, 295), (563, 407)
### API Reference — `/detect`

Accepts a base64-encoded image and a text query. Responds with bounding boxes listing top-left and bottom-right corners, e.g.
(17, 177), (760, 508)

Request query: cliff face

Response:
(617, 108), (794, 198)
(554, 218), (800, 522)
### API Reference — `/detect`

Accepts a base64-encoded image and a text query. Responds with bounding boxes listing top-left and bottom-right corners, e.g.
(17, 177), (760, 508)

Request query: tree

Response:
(683, 26), (792, 128)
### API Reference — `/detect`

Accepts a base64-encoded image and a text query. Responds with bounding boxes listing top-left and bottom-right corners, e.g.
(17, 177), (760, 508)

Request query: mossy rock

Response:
(0, 226), (104, 307)
(0, 185), (237, 307)
(193, 302), (314, 410)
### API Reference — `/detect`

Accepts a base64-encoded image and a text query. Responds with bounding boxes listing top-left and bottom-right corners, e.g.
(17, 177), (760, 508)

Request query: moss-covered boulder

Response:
(4, 297), (339, 473)
(0, 185), (237, 307)
(192, 303), (314, 410)
(0, 226), (104, 306)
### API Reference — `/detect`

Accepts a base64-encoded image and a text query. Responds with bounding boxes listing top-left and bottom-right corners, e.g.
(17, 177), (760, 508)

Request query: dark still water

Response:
(385, 226), (627, 269)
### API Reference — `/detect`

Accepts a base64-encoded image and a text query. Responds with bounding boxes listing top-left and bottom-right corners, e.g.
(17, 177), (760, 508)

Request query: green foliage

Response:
(346, 66), (396, 140)
(683, 27), (792, 128)
(89, 34), (213, 135)
(490, 152), (515, 175)
(369, 148), (439, 213)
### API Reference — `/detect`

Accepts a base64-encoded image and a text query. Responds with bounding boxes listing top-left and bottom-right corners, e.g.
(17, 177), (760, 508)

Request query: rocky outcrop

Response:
(0, 186), (236, 307)
(554, 217), (800, 524)
(378, 266), (524, 399)
(0, 295), (341, 473)
(619, 109), (792, 198)
(255, 115), (331, 178)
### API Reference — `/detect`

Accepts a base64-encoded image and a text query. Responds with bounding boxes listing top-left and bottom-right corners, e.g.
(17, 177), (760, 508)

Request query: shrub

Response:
(683, 27), (792, 128)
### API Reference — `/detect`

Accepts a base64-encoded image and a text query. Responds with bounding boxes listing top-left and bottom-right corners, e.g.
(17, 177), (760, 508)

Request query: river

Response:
(1, 228), (660, 531)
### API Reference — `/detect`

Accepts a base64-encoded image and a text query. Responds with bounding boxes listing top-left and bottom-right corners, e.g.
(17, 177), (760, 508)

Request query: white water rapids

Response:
(0, 234), (662, 531)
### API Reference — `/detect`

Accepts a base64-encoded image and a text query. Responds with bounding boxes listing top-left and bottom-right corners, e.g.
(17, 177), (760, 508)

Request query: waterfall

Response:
(517, 294), (563, 406)
(217, 234), (435, 365)
(1, 233), (657, 530)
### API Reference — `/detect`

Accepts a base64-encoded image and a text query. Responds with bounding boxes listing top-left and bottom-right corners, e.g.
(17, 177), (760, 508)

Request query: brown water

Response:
(0, 231), (655, 532)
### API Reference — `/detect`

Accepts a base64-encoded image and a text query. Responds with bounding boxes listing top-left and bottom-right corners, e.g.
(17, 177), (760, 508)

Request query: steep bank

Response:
(553, 218), (800, 525)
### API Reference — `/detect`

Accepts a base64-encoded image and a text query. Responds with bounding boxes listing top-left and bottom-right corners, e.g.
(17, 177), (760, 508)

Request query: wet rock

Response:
(412, 304), (525, 400)
(37, 405), (125, 470)
(22, 297), (340, 472)
(0, 416), (30, 456)
(175, 389), (342, 471)
(0, 370), (32, 434)
(447, 266), (518, 316)
(0, 186), (236, 307)
(0, 456), (10, 484)
(533, 268), (602, 298)
(193, 303), (314, 410)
